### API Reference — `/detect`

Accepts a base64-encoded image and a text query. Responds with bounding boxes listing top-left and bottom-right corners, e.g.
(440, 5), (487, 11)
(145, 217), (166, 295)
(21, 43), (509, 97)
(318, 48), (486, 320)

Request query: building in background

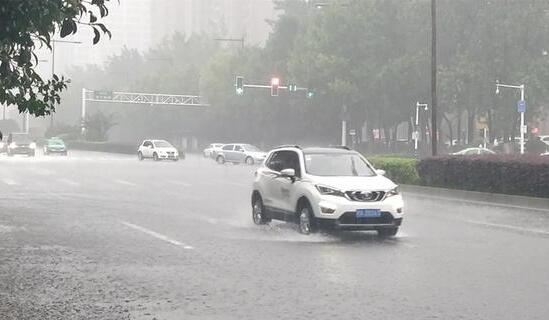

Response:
(36, 0), (277, 75)
(19, 0), (277, 135)
(49, 0), (153, 75)
(151, 0), (277, 47)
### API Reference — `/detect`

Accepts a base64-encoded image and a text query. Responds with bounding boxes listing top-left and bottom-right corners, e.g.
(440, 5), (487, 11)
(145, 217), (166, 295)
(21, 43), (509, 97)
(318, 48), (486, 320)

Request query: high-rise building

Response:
(45, 0), (153, 74)
(151, 0), (278, 47)
(39, 0), (278, 75)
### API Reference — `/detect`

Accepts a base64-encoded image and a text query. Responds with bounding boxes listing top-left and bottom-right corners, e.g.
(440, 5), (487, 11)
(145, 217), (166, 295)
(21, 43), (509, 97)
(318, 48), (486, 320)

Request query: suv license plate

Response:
(356, 209), (381, 218)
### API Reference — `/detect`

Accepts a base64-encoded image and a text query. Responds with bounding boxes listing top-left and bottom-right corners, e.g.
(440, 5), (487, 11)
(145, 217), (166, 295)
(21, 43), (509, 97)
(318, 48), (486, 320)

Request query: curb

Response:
(401, 184), (549, 212)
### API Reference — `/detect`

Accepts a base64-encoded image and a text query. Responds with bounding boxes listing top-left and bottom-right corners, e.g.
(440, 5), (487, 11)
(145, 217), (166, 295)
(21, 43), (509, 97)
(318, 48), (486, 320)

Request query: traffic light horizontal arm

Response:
(241, 84), (308, 91)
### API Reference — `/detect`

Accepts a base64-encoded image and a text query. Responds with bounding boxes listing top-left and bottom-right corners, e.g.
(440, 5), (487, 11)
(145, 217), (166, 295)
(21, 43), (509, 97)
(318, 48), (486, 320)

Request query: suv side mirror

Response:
(280, 168), (296, 178)
(376, 169), (386, 176)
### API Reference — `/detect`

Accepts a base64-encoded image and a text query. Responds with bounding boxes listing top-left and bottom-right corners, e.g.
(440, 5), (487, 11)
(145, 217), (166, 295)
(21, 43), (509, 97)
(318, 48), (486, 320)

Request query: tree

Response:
(0, 0), (113, 116)
(84, 111), (117, 142)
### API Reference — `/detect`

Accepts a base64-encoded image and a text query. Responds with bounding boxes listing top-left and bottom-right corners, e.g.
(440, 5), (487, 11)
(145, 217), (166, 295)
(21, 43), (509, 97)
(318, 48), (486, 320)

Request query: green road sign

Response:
(93, 90), (114, 100)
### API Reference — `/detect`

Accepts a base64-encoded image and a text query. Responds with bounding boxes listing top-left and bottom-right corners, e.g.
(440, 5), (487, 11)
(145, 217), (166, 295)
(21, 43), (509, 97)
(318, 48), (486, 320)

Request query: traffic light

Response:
(306, 88), (315, 98)
(271, 77), (280, 96)
(235, 76), (244, 96)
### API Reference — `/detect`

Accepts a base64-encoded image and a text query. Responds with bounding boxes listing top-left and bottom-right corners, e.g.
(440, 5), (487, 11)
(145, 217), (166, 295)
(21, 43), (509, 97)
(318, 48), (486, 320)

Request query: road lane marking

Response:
(60, 179), (79, 187)
(407, 193), (549, 213)
(30, 168), (52, 176)
(201, 180), (249, 188)
(115, 179), (137, 187)
(464, 219), (549, 236)
(169, 181), (192, 187)
(2, 179), (17, 185)
(223, 181), (249, 188)
(121, 221), (194, 250)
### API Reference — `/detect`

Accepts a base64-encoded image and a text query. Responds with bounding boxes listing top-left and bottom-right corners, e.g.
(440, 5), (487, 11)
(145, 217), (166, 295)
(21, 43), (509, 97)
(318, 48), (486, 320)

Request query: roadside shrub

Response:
(368, 157), (421, 185)
(417, 155), (549, 198)
(66, 141), (137, 154)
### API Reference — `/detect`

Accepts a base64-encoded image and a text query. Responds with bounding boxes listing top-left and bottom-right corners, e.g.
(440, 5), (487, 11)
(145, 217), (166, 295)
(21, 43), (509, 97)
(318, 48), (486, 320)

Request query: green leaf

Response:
(93, 27), (100, 45)
(60, 19), (73, 38)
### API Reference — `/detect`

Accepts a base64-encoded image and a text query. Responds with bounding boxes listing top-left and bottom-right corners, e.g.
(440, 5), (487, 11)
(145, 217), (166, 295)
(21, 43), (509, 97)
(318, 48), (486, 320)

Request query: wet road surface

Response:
(1, 151), (549, 319)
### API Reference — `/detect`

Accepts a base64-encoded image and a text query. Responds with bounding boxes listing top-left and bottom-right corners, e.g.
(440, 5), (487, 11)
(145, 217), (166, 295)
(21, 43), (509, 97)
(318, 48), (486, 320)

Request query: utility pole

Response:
(431, 0), (438, 156)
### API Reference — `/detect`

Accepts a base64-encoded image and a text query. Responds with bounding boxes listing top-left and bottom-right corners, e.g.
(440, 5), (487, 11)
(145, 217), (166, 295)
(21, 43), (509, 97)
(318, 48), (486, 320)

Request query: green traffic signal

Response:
(288, 83), (297, 93)
(236, 76), (244, 95)
(306, 89), (315, 98)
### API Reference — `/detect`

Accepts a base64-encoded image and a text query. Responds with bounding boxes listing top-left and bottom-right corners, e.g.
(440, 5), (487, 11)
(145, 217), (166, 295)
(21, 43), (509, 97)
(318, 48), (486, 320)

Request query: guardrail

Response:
(401, 184), (549, 212)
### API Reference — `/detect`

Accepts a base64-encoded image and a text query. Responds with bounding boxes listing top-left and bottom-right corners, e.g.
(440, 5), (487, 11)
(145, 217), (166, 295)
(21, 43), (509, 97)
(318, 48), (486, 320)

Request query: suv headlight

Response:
(316, 185), (345, 197)
(29, 142), (36, 149)
(385, 187), (399, 198)
(9, 142), (16, 149)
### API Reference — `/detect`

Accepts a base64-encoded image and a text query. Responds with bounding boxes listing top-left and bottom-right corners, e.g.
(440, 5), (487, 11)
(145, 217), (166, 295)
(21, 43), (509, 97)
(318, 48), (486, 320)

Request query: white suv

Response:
(251, 146), (404, 237)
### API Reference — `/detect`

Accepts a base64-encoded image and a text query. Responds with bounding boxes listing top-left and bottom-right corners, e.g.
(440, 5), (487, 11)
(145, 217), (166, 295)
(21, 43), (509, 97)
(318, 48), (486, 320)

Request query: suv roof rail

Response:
(274, 145), (301, 149)
(329, 145), (352, 150)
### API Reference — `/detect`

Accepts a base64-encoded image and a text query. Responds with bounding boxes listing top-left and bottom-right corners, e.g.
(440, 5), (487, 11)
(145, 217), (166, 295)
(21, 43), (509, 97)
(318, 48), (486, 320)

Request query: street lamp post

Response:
(341, 105), (348, 146)
(414, 102), (429, 157)
(495, 80), (526, 154)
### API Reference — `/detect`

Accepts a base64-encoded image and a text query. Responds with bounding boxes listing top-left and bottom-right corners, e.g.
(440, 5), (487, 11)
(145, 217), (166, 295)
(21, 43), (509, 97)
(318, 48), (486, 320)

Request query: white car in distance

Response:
(203, 143), (224, 158)
(216, 144), (267, 165)
(138, 140), (179, 161)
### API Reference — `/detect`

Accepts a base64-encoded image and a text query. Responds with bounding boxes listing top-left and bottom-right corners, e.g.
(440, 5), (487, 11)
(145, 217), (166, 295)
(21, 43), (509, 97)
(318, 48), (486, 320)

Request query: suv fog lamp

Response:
(319, 201), (336, 214)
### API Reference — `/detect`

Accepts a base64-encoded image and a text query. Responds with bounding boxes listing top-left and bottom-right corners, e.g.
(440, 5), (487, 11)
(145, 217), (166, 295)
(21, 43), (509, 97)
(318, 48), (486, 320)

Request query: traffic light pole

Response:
(242, 84), (307, 91)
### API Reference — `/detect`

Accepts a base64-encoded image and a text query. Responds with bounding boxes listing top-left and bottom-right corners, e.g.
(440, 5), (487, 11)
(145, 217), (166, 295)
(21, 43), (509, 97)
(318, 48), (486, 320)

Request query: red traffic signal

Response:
(271, 77), (279, 96)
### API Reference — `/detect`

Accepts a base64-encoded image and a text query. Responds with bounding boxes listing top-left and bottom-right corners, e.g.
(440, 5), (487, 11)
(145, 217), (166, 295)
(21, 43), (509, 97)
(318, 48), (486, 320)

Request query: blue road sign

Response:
(517, 100), (526, 113)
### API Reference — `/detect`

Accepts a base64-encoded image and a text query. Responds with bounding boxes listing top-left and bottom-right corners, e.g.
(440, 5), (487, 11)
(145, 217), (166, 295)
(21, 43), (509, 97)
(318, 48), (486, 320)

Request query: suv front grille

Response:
(339, 211), (394, 225)
(345, 191), (385, 202)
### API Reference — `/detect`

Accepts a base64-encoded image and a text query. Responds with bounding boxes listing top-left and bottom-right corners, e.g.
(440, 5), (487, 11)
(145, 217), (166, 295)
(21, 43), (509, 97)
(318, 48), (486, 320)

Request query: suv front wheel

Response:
(297, 202), (317, 235)
(252, 196), (269, 225)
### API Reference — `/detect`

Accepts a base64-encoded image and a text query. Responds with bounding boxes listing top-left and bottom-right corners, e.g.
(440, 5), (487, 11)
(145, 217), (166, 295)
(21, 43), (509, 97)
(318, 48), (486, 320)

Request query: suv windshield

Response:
(12, 134), (31, 144)
(154, 140), (172, 148)
(304, 153), (376, 177)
